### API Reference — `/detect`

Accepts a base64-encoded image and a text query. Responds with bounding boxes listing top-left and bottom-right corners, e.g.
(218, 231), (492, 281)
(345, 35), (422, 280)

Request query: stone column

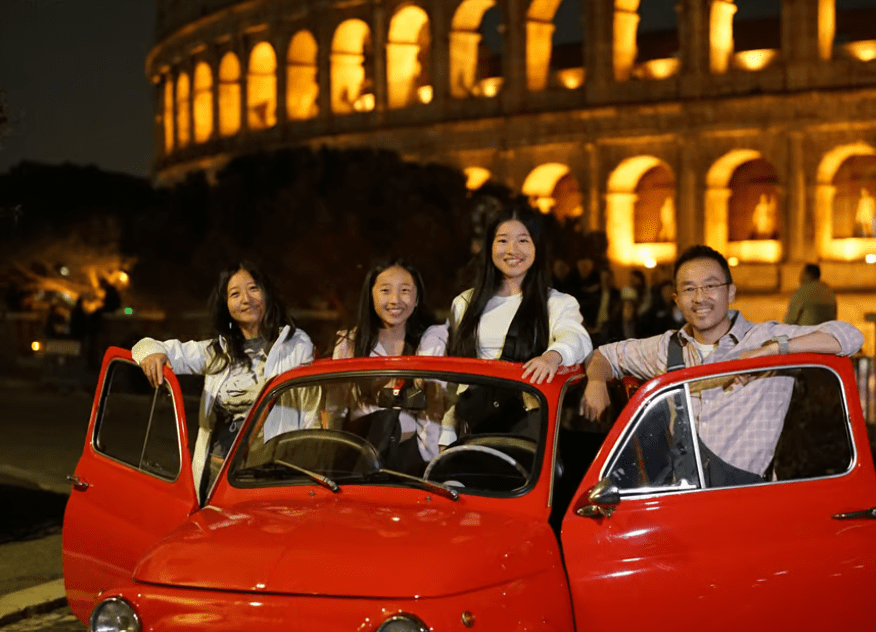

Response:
(449, 30), (481, 98)
(372, 7), (387, 116)
(613, 0), (640, 82)
(585, 0), (615, 93)
(677, 140), (703, 249)
(525, 19), (555, 91)
(503, 0), (526, 111)
(386, 42), (421, 108)
(430, 1), (450, 111)
(274, 34), (289, 125)
(709, 0), (736, 75)
(786, 131), (807, 263)
(677, 0), (709, 97)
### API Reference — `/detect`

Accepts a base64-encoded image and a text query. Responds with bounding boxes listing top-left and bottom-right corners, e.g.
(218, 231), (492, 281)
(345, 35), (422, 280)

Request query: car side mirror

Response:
(575, 477), (620, 518)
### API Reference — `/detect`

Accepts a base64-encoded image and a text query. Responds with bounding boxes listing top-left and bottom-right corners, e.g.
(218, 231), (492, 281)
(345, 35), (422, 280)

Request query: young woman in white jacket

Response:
(132, 261), (313, 500)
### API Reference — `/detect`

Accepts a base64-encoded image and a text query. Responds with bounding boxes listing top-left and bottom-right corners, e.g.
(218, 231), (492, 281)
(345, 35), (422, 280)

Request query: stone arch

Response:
(450, 0), (503, 98)
(331, 19), (372, 114)
(815, 142), (876, 260)
(162, 78), (174, 154)
(287, 30), (319, 120)
(522, 163), (583, 223)
(248, 42), (278, 130)
(175, 72), (191, 149)
(387, 5), (431, 108)
(218, 52), (242, 137)
(193, 61), (213, 143)
(606, 155), (677, 266)
(705, 149), (782, 262)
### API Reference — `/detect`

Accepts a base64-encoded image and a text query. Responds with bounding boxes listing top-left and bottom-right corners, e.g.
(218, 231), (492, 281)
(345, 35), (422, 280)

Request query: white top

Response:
(332, 324), (448, 359)
(449, 288), (592, 365)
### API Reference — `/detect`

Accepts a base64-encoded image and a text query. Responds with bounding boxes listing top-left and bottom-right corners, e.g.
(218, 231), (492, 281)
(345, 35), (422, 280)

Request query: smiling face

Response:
(371, 265), (418, 330)
(674, 257), (736, 344)
(492, 219), (535, 287)
(226, 269), (266, 339)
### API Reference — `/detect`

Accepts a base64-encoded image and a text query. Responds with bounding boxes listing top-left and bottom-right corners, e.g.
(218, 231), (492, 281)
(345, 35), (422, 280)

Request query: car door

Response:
(63, 347), (199, 623)
(561, 354), (876, 632)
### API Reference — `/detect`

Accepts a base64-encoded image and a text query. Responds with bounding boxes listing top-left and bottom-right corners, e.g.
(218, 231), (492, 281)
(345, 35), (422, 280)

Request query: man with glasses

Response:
(579, 245), (863, 484)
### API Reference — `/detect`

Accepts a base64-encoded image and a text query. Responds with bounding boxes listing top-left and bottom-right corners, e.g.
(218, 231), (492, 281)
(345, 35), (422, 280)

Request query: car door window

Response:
(94, 359), (182, 480)
(604, 365), (853, 493)
(605, 386), (699, 493)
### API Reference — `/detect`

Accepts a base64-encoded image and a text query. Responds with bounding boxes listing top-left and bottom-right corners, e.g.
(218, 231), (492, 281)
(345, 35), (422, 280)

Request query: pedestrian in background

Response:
(784, 263), (837, 326)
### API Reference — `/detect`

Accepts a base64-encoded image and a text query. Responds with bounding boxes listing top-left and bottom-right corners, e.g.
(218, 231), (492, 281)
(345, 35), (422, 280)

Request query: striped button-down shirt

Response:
(598, 311), (864, 475)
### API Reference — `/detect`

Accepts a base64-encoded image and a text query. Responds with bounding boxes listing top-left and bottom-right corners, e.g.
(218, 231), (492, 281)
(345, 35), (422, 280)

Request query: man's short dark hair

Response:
(673, 245), (733, 285)
(803, 263), (821, 280)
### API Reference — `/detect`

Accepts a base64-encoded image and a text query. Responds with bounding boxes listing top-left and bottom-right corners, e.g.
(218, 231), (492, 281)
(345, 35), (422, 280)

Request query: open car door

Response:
(561, 354), (876, 631)
(62, 347), (199, 622)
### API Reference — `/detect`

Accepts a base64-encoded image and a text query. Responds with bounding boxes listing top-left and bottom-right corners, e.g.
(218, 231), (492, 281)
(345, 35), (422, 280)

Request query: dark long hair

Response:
(338, 257), (437, 357)
(206, 260), (294, 373)
(448, 197), (551, 361)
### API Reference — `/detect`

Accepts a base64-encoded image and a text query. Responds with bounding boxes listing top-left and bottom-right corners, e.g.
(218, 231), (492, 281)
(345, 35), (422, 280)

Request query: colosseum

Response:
(146, 0), (876, 353)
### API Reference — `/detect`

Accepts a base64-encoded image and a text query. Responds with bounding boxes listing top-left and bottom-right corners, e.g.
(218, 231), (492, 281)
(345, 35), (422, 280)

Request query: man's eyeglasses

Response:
(676, 283), (729, 298)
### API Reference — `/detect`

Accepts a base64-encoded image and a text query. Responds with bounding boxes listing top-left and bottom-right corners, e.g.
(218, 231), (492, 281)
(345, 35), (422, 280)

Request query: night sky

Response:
(0, 0), (156, 179)
(1, 0), (873, 181)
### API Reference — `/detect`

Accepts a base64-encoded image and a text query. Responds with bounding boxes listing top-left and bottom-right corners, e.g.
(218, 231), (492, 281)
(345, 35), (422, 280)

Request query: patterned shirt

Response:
(598, 311), (863, 475)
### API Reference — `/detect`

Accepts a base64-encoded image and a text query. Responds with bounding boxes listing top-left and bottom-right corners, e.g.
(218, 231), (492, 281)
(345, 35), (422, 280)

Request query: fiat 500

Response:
(63, 348), (876, 631)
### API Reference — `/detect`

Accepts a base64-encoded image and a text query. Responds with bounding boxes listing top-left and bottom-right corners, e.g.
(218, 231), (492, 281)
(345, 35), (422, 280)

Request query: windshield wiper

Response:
(235, 460), (339, 493)
(367, 469), (459, 501)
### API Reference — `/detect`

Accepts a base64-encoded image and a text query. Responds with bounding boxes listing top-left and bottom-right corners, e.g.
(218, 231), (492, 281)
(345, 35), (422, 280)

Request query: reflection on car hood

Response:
(133, 494), (558, 598)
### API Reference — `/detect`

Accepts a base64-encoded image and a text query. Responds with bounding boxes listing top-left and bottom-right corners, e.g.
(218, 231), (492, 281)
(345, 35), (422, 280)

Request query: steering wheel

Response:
(264, 429), (381, 476)
(424, 444), (529, 490)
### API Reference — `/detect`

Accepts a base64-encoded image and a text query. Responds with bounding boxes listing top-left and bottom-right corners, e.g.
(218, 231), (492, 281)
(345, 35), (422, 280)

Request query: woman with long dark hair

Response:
(332, 257), (445, 359)
(133, 260), (314, 500)
(448, 197), (591, 379)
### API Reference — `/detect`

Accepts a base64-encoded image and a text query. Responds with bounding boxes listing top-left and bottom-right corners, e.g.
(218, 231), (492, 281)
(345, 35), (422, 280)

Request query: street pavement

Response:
(0, 379), (91, 630)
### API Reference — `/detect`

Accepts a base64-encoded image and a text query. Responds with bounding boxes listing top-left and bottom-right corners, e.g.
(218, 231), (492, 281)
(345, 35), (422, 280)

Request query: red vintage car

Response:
(63, 348), (876, 631)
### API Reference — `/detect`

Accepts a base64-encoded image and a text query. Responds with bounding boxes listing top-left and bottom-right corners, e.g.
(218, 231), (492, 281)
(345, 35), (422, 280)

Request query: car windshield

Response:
(227, 371), (546, 497)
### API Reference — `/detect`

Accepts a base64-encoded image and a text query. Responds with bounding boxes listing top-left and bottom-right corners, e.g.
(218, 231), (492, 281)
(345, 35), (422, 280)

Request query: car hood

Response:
(133, 494), (558, 598)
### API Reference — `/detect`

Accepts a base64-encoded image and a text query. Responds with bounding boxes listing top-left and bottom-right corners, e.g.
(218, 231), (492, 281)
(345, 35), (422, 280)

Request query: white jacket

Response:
(132, 325), (314, 498)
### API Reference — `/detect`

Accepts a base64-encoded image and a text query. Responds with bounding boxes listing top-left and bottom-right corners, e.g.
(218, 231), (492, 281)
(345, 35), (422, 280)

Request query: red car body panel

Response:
(134, 491), (565, 598)
(63, 349), (876, 631)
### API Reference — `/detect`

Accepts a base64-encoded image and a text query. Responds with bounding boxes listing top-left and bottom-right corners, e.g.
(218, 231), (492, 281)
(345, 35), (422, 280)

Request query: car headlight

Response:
(90, 597), (141, 632)
(376, 614), (429, 632)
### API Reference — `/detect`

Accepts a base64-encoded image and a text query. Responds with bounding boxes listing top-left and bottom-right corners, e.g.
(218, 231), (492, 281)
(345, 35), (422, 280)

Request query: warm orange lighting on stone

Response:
(450, 0), (496, 98)
(734, 49), (778, 71)
(476, 77), (503, 97)
(613, 0), (640, 82)
(163, 79), (174, 153)
(637, 58), (680, 80)
(193, 62), (214, 143)
(175, 72), (191, 148)
(418, 85), (433, 103)
(331, 19), (370, 114)
(818, 0), (835, 61)
(556, 68), (585, 89)
(248, 42), (278, 130)
(464, 167), (492, 190)
(387, 6), (430, 109)
(726, 240), (782, 264)
(710, 0), (736, 74)
(219, 52), (242, 137)
(353, 93), (375, 112)
(525, 17), (554, 91)
(728, 257), (739, 266)
(845, 40), (876, 62)
(287, 30), (319, 120)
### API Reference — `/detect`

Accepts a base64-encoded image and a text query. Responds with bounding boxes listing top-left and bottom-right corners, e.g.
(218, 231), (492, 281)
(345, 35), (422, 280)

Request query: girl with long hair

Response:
(133, 260), (314, 500)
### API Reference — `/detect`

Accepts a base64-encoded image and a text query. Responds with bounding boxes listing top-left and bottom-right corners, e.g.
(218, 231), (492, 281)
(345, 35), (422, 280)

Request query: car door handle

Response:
(832, 507), (876, 520)
(67, 474), (89, 491)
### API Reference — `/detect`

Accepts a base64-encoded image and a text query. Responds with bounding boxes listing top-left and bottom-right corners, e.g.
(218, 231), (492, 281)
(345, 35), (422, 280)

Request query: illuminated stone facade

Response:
(148, 0), (876, 351)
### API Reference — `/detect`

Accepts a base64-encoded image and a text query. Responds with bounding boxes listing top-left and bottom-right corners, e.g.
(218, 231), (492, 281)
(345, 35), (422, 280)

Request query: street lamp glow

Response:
(728, 257), (739, 267)
(31, 341), (41, 352)
(865, 253), (876, 264)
